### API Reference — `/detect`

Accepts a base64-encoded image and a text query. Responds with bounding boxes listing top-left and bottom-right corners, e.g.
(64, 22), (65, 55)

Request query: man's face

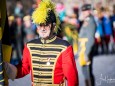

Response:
(37, 23), (52, 39)
(82, 10), (90, 18)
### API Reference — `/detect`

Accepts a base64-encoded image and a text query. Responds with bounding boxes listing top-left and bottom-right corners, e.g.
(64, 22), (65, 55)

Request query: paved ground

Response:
(78, 54), (115, 86)
(9, 54), (115, 86)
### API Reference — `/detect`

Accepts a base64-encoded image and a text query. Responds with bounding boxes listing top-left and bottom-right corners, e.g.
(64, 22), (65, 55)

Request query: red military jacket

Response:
(16, 36), (79, 86)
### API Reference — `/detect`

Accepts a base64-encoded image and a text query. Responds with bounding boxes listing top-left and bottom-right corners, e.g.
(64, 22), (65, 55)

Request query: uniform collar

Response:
(41, 35), (56, 44)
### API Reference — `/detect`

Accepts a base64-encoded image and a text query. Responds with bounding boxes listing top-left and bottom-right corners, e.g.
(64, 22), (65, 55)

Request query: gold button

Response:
(39, 59), (43, 61)
(40, 59), (43, 61)
(40, 73), (42, 75)
(39, 65), (42, 67)
(43, 44), (45, 48)
(38, 79), (41, 82)
(40, 52), (45, 55)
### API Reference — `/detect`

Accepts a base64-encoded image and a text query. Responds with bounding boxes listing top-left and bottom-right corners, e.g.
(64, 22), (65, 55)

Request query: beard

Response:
(39, 29), (51, 39)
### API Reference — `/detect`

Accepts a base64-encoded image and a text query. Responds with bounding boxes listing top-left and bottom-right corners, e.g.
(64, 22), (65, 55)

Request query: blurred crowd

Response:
(7, 1), (115, 64)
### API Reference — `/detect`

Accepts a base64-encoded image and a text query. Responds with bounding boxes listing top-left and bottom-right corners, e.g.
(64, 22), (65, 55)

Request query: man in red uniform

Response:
(4, 0), (79, 86)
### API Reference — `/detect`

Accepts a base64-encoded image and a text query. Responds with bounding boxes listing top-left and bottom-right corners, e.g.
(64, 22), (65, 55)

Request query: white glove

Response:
(84, 55), (91, 65)
(4, 62), (17, 80)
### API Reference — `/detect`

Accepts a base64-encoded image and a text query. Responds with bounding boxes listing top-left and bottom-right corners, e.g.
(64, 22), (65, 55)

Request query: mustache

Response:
(41, 31), (47, 33)
(41, 29), (47, 31)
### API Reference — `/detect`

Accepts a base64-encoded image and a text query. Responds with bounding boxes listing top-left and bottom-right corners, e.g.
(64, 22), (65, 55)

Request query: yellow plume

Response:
(32, 0), (60, 33)
(32, 0), (55, 24)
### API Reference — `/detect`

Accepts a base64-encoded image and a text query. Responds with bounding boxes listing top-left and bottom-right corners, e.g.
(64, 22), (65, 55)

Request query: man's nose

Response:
(41, 26), (46, 30)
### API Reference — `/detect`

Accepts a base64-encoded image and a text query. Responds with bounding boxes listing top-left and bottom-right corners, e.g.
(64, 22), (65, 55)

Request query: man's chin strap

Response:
(49, 23), (56, 37)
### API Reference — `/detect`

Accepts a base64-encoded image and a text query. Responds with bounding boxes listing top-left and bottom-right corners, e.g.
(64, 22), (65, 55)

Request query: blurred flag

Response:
(0, 0), (12, 85)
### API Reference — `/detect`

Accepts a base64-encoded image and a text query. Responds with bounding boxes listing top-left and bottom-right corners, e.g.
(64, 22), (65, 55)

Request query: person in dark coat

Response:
(78, 4), (96, 86)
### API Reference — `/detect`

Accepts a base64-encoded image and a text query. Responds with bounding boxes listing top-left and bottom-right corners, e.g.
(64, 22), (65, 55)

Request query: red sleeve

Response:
(16, 45), (31, 78)
(62, 45), (79, 86)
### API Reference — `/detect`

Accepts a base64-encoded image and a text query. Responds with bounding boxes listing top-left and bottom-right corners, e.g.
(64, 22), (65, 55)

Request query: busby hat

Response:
(32, 0), (60, 33)
(81, 4), (92, 11)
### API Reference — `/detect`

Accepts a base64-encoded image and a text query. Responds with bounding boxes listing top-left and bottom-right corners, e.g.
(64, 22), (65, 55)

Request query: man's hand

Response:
(85, 55), (91, 65)
(3, 62), (17, 80)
